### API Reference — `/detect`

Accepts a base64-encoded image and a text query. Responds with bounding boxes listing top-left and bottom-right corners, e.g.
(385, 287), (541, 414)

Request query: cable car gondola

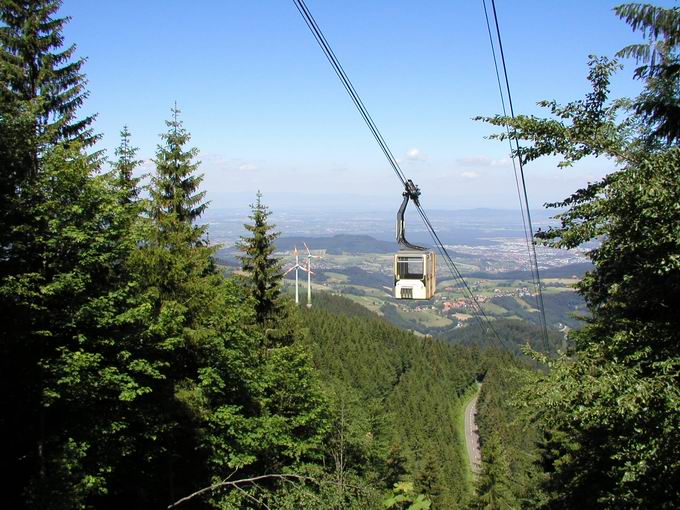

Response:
(394, 180), (436, 300)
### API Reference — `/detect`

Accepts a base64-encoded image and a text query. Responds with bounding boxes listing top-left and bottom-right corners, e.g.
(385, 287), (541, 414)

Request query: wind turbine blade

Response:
(304, 242), (311, 255)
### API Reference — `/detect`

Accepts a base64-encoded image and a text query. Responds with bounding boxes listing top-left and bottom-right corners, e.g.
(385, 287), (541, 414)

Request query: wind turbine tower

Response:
(284, 246), (307, 305)
(303, 242), (323, 308)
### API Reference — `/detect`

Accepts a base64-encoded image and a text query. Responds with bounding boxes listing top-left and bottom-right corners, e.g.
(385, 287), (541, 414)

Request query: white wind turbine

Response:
(284, 246), (308, 305)
(303, 242), (323, 308)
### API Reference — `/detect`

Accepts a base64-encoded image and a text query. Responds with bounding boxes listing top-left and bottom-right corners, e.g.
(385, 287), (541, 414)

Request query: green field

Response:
(515, 296), (539, 312)
(543, 277), (580, 286)
(399, 308), (453, 328)
(541, 286), (576, 295)
(480, 302), (508, 315)
(323, 271), (349, 283)
(343, 294), (385, 314)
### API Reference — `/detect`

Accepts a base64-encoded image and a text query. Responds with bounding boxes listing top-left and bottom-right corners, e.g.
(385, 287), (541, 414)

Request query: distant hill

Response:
(276, 234), (398, 254)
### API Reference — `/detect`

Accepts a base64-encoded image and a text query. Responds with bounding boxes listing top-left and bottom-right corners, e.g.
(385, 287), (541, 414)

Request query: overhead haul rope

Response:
(292, 0), (505, 347)
(292, 0), (407, 187)
(482, 0), (550, 349)
(480, 2), (540, 320)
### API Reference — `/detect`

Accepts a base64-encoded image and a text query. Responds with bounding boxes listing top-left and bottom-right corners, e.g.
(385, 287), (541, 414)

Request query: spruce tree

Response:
(0, 3), (119, 506)
(119, 109), (262, 507)
(473, 433), (518, 510)
(238, 191), (283, 324)
(112, 125), (143, 204)
(150, 104), (206, 234)
(0, 144), (150, 509)
(0, 0), (96, 171)
(1, 0), (95, 271)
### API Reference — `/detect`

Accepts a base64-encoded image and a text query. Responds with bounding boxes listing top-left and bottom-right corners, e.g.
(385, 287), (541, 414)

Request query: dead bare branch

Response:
(167, 473), (314, 508)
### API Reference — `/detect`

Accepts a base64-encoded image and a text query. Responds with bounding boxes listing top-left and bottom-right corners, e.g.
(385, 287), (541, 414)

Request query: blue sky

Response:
(61, 0), (674, 211)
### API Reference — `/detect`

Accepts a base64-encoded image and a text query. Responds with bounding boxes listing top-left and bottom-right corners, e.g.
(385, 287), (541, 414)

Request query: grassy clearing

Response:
(541, 286), (576, 295)
(481, 302), (507, 315)
(323, 271), (349, 283)
(343, 294), (385, 314)
(399, 308), (453, 328)
(542, 277), (580, 285)
(515, 296), (539, 312)
(335, 284), (390, 297)
(454, 313), (474, 321)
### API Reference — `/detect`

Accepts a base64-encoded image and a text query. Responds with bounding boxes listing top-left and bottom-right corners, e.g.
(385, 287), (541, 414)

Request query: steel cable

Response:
(293, 0), (507, 347)
(484, 0), (550, 349)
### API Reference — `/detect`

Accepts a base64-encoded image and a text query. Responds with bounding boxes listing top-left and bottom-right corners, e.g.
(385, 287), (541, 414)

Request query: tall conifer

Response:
(150, 105), (206, 236)
(0, 3), (107, 505)
(473, 433), (519, 510)
(112, 125), (142, 205)
(238, 191), (283, 324)
(0, 0), (96, 170)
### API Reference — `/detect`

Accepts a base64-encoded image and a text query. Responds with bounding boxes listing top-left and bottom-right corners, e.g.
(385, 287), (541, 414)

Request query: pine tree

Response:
(0, 3), (122, 506)
(0, 144), (149, 509)
(237, 191), (283, 324)
(1, 0), (96, 272)
(121, 111), (259, 506)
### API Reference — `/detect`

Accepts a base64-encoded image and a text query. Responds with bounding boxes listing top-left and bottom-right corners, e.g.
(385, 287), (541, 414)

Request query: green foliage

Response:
(472, 432), (518, 510)
(150, 105), (207, 228)
(446, 318), (566, 360)
(383, 482), (432, 510)
(479, 4), (680, 508)
(0, 0), (96, 158)
(112, 125), (143, 205)
(615, 3), (680, 145)
(473, 355), (545, 508)
(1, 4), (111, 505)
(1, 43), (329, 507)
(237, 191), (284, 325)
(302, 292), (482, 508)
(0, 144), (146, 509)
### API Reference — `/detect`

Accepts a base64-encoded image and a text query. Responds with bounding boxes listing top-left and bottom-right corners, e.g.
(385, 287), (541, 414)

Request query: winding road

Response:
(464, 388), (482, 474)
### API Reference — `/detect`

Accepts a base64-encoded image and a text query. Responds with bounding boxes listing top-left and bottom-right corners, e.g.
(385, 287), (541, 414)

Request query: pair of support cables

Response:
(292, 0), (550, 350)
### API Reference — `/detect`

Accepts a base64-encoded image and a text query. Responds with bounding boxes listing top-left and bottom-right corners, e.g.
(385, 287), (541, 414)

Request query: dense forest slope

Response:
(444, 318), (567, 359)
(301, 293), (483, 508)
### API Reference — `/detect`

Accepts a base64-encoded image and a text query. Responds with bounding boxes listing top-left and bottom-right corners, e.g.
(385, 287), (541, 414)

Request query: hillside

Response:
(301, 293), (483, 508)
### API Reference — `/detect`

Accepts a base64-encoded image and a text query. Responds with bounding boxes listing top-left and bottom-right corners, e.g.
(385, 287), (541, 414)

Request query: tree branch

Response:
(167, 473), (314, 508)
